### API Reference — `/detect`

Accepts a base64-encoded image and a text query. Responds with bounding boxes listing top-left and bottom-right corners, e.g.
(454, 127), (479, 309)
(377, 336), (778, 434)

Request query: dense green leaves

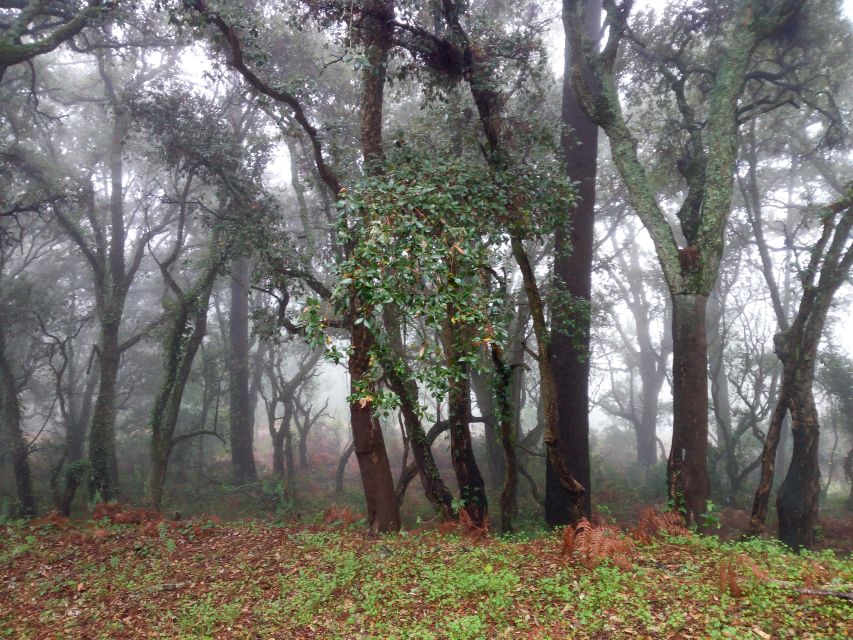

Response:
(307, 147), (574, 412)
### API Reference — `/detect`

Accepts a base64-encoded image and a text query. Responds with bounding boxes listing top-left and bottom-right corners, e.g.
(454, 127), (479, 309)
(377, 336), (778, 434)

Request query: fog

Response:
(1, 0), (851, 553)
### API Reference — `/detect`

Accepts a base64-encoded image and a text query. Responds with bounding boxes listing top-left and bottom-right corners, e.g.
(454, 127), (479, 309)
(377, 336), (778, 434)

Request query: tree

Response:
(261, 345), (323, 481)
(0, 241), (43, 517)
(546, 0), (601, 528)
(597, 218), (672, 468)
(748, 188), (853, 549)
(565, 0), (809, 524)
(0, 0), (114, 81)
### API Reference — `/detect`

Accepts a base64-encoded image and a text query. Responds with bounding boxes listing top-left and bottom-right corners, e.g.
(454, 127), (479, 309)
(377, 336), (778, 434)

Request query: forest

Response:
(1, 0), (852, 637)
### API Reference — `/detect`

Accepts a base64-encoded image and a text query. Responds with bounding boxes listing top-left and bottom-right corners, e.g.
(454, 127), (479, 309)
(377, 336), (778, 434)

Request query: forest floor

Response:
(1, 508), (851, 639)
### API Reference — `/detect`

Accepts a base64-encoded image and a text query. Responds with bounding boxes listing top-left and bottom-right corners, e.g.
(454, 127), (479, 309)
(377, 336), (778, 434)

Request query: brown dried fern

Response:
(718, 557), (744, 597)
(565, 518), (636, 569)
(635, 506), (690, 540)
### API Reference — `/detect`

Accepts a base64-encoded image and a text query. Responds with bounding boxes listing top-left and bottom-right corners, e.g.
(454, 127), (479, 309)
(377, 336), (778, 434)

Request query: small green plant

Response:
(700, 500), (722, 530)
(595, 502), (615, 524)
(447, 614), (487, 640)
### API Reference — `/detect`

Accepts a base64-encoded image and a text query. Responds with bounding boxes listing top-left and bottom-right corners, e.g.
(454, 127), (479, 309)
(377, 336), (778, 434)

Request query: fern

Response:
(563, 518), (636, 569)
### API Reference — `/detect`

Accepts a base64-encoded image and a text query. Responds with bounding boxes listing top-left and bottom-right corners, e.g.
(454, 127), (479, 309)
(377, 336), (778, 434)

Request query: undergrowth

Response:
(0, 505), (850, 639)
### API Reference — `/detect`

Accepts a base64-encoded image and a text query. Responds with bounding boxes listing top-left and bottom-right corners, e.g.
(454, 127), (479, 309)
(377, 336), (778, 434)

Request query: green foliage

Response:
(306, 146), (574, 413)
(176, 593), (240, 639)
(700, 499), (722, 531)
(3, 520), (852, 638)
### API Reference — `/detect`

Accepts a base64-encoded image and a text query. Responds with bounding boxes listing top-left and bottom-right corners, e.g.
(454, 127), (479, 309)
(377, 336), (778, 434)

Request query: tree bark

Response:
(563, 0), (803, 527)
(778, 380), (821, 551)
(272, 431), (286, 478)
(547, 0), (600, 526)
(87, 81), (131, 502)
(348, 320), (400, 532)
(749, 194), (852, 547)
(149, 277), (216, 510)
(335, 440), (355, 495)
(299, 432), (309, 470)
(342, 0), (402, 533)
(440, 318), (488, 528)
(668, 293), (710, 527)
(58, 364), (95, 516)
(228, 256), (257, 483)
(88, 320), (120, 501)
(491, 345), (517, 534)
(0, 328), (36, 518)
(470, 366), (503, 490)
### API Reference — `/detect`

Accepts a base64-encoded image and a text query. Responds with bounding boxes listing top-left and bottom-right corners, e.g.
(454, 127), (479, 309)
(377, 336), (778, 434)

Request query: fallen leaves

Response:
(0, 517), (850, 639)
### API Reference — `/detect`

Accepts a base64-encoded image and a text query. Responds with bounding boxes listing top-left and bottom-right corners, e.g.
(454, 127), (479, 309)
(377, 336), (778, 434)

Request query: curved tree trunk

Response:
(149, 285), (214, 510)
(777, 382), (821, 551)
(748, 381), (789, 536)
(382, 307), (455, 518)
(749, 194), (852, 547)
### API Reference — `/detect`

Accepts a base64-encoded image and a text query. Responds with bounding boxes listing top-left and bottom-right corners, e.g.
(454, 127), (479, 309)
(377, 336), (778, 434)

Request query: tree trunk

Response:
(59, 366), (95, 516)
(667, 293), (710, 527)
(636, 385), (660, 467)
(87, 81), (131, 503)
(441, 319), (487, 528)
(470, 366), (503, 490)
(348, 320), (400, 532)
(491, 345), (517, 534)
(299, 433), (309, 470)
(777, 381), (821, 551)
(88, 320), (120, 502)
(749, 194), (852, 547)
(382, 307), (455, 518)
(229, 256), (257, 483)
(342, 0), (400, 533)
(284, 414), (295, 484)
(707, 289), (738, 500)
(0, 328), (36, 518)
(149, 281), (213, 510)
(272, 431), (286, 478)
(512, 235), (585, 522)
(335, 440), (354, 495)
(547, 0), (600, 528)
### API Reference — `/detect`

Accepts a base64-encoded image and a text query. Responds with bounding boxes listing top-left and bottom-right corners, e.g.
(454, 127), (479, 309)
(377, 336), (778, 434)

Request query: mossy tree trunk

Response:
(564, 0), (802, 526)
